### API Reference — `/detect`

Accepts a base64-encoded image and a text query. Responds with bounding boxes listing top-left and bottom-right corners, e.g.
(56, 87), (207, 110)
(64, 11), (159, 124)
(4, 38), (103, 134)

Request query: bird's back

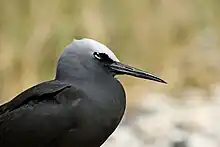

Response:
(0, 78), (126, 147)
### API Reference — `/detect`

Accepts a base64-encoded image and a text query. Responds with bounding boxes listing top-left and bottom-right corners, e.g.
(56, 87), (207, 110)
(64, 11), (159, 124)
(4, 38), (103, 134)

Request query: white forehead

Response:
(74, 38), (119, 62)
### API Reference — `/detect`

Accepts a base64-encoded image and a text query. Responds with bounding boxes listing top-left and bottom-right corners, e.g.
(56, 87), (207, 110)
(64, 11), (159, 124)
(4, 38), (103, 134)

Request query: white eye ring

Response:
(94, 52), (101, 60)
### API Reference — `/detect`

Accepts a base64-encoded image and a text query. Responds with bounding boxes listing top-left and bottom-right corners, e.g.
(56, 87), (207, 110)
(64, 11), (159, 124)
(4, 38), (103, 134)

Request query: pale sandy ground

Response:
(102, 86), (220, 147)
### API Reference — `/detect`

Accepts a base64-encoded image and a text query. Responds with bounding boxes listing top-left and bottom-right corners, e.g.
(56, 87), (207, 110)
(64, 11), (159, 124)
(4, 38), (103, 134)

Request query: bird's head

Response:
(56, 38), (167, 84)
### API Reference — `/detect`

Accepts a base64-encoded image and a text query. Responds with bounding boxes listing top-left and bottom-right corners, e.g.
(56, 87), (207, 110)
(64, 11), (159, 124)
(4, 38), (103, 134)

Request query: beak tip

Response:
(159, 79), (168, 84)
(162, 81), (168, 84)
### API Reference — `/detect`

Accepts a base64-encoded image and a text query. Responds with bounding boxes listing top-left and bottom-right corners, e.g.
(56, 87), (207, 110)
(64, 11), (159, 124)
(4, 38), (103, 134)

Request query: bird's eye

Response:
(93, 52), (114, 63)
(93, 52), (102, 60)
(94, 52), (102, 60)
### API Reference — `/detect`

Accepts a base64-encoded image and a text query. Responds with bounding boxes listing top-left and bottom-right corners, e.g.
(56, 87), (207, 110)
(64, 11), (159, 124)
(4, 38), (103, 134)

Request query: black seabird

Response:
(0, 38), (166, 147)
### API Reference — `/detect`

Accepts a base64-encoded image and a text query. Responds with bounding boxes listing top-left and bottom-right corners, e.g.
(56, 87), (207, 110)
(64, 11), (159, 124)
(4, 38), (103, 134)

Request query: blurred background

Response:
(1, 0), (220, 147)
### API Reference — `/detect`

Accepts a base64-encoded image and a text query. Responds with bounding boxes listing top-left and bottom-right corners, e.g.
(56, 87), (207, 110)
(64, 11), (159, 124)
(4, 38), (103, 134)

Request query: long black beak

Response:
(109, 61), (167, 84)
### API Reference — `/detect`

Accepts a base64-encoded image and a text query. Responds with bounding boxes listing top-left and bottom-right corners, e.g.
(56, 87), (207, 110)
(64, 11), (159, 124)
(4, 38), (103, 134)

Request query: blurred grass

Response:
(1, 0), (220, 104)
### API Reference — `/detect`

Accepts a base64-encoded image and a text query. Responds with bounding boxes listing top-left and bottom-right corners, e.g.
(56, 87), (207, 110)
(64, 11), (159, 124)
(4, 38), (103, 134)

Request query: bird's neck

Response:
(55, 56), (110, 82)
(56, 66), (126, 133)
(56, 66), (126, 107)
(55, 58), (126, 111)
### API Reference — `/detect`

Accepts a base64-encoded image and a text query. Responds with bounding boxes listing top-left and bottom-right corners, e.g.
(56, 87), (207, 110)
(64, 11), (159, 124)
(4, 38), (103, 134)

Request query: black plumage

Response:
(0, 38), (166, 147)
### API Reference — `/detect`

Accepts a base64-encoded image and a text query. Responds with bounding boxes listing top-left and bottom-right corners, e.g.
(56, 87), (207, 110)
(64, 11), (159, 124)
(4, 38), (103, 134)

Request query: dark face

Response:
(57, 38), (167, 84)
(92, 52), (167, 84)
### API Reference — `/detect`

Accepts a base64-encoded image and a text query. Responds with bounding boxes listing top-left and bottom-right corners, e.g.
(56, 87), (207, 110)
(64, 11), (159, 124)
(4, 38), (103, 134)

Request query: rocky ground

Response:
(102, 86), (220, 147)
